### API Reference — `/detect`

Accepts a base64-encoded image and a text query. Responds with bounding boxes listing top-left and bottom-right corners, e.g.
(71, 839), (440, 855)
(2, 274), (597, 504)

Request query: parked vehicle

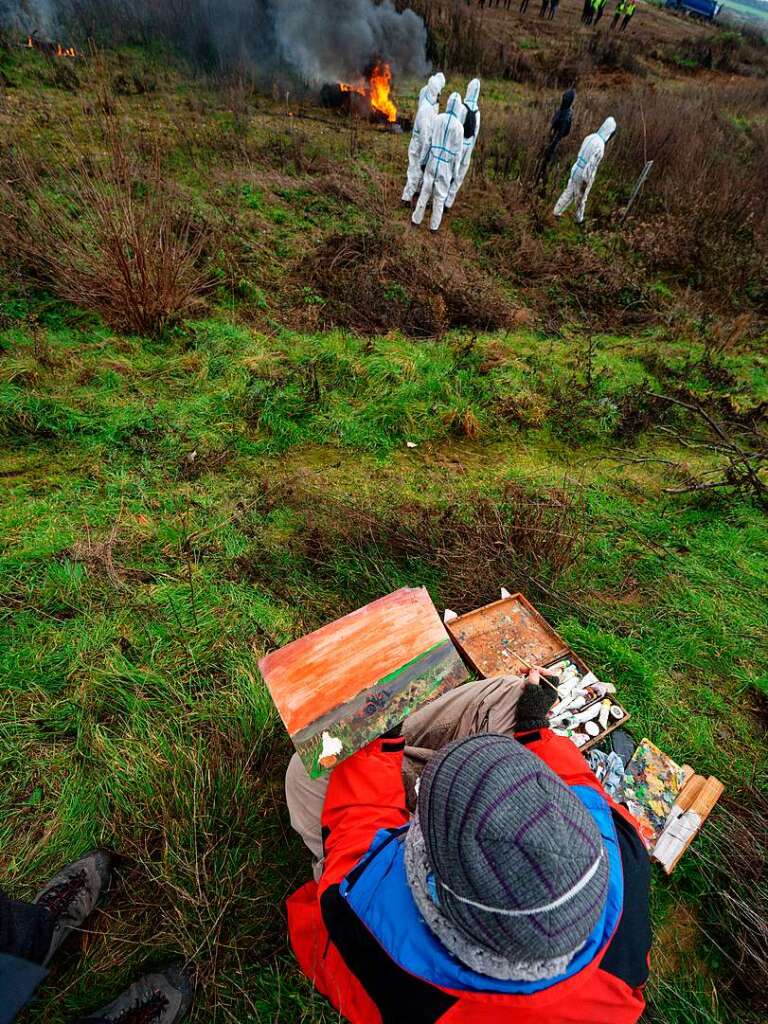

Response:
(665, 0), (723, 22)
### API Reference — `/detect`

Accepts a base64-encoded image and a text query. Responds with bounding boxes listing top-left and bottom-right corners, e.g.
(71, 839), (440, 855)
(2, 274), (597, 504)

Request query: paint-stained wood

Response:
(447, 594), (571, 677)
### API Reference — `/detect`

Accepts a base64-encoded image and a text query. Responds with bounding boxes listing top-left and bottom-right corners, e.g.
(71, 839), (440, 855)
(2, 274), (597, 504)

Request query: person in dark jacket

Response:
(535, 87), (576, 189)
(285, 669), (652, 1024)
(0, 851), (191, 1024)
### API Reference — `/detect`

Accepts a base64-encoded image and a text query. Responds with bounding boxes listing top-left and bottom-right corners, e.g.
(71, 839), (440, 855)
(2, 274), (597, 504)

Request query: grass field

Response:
(0, 18), (767, 1024)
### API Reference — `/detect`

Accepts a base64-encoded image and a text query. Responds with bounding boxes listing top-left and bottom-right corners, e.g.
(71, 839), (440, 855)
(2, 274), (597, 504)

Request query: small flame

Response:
(368, 62), (397, 123)
(24, 35), (77, 57)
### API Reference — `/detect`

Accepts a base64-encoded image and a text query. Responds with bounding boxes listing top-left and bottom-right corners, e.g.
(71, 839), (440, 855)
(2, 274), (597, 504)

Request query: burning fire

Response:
(368, 62), (397, 124)
(339, 61), (397, 123)
(26, 36), (78, 58)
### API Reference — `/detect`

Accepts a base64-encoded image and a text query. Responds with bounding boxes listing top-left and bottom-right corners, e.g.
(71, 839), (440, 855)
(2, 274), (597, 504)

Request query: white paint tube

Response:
(598, 700), (611, 730)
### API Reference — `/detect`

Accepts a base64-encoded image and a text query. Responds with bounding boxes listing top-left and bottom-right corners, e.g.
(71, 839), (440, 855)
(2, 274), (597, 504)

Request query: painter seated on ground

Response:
(283, 670), (652, 1024)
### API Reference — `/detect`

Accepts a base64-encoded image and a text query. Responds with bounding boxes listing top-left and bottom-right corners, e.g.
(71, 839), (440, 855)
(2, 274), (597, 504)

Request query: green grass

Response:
(1, 42), (767, 1024)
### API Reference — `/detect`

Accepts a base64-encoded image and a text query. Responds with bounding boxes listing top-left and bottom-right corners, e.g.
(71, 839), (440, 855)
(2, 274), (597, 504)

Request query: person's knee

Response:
(285, 751), (309, 816)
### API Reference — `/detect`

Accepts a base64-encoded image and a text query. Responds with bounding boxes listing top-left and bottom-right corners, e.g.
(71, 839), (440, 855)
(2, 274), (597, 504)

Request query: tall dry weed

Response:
(0, 110), (214, 335)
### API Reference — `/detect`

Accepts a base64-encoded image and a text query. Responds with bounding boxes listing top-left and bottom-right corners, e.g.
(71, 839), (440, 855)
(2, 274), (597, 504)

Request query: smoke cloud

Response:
(0, 0), (430, 83)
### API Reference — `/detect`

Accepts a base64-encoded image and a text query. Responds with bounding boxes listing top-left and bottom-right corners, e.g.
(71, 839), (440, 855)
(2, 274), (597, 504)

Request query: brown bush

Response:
(265, 477), (586, 612)
(302, 223), (512, 337)
(0, 113), (214, 336)
(471, 78), (768, 306)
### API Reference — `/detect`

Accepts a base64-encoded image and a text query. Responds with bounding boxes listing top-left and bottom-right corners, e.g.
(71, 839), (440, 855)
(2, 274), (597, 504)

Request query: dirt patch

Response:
(653, 904), (706, 980)
(301, 223), (513, 337)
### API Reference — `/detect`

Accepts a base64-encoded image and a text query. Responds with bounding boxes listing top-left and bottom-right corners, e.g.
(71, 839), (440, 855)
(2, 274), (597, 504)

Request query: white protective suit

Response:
(446, 78), (481, 210)
(402, 73), (444, 203)
(554, 117), (616, 223)
(412, 91), (467, 232)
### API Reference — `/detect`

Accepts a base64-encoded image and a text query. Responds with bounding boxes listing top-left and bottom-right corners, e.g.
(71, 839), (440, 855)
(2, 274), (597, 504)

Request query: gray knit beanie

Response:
(404, 734), (609, 981)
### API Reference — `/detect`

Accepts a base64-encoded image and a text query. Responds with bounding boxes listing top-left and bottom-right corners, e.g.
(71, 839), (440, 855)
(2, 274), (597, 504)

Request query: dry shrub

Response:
(268, 477), (585, 611)
(585, 81), (768, 297)
(303, 223), (512, 337)
(690, 789), (768, 1014)
(0, 114), (214, 336)
(473, 79), (768, 305)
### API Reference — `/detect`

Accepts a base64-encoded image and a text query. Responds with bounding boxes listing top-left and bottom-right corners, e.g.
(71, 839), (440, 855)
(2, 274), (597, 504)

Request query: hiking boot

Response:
(80, 965), (193, 1024)
(33, 849), (112, 965)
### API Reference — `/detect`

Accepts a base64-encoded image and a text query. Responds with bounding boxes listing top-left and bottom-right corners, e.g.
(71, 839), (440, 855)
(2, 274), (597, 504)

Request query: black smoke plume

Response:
(0, 1), (430, 83)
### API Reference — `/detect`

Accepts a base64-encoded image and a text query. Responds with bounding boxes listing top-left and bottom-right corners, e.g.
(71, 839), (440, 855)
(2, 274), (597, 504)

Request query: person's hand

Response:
(524, 664), (559, 688)
(515, 666), (559, 732)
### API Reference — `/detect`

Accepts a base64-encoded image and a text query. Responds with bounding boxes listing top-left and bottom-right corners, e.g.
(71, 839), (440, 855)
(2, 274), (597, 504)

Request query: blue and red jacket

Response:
(287, 728), (651, 1023)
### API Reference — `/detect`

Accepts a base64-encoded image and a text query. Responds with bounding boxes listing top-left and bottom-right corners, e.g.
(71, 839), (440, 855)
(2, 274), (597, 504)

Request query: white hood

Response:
(446, 91), (466, 123)
(597, 117), (616, 142)
(425, 73), (444, 105)
(464, 78), (481, 112)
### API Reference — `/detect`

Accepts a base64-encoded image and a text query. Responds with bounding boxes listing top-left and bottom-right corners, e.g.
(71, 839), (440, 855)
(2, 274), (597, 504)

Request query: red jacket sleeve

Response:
(318, 737), (409, 896)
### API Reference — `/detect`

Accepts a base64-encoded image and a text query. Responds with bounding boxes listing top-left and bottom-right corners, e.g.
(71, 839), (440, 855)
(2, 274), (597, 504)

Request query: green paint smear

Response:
(375, 639), (452, 687)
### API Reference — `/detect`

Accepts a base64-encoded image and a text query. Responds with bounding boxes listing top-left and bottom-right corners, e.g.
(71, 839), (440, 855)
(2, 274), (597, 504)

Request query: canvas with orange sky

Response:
(259, 587), (469, 776)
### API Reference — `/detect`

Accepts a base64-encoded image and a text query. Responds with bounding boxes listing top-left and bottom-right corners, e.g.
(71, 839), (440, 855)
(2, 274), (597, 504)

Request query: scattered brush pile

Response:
(303, 223), (512, 336)
(0, 112), (215, 336)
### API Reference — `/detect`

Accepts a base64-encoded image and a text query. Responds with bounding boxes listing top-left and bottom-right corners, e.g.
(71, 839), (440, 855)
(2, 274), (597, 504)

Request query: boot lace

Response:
(111, 990), (170, 1024)
(36, 869), (88, 919)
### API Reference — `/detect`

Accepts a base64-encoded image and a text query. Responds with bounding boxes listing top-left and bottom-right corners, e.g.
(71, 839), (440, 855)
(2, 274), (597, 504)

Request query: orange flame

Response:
(368, 62), (397, 123)
(338, 62), (397, 123)
(24, 36), (77, 57)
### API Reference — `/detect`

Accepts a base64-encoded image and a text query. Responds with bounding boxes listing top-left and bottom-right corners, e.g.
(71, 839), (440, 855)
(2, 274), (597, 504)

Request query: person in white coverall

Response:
(402, 73), (445, 204)
(412, 91), (467, 232)
(554, 117), (616, 224)
(418, 71), (445, 111)
(446, 78), (481, 210)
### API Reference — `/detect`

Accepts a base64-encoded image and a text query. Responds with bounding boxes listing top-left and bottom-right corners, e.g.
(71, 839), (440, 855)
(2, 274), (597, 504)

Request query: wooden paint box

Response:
(445, 592), (630, 751)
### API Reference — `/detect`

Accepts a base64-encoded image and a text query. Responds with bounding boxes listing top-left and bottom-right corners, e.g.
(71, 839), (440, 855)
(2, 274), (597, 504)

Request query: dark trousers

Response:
(593, 4), (605, 21)
(520, 0), (531, 12)
(0, 889), (108, 1023)
(548, 1), (558, 16)
(0, 889), (54, 965)
(535, 132), (563, 188)
(0, 888), (55, 1024)
(620, 12), (633, 27)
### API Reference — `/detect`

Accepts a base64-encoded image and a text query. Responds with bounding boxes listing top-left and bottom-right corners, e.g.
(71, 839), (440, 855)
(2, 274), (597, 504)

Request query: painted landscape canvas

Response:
(259, 587), (469, 776)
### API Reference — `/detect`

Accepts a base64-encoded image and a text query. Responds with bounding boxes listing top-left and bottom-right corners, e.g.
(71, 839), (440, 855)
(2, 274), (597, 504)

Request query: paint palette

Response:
(259, 587), (469, 777)
(446, 593), (630, 751)
(623, 739), (690, 848)
(446, 593), (571, 676)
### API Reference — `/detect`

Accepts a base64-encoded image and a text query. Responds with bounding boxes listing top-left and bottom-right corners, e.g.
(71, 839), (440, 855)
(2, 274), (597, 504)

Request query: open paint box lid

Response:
(446, 593), (629, 751)
(446, 593), (575, 676)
